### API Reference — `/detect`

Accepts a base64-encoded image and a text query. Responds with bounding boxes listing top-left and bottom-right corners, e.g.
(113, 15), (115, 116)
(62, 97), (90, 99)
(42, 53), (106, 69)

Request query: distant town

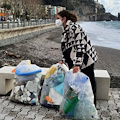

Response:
(0, 0), (120, 22)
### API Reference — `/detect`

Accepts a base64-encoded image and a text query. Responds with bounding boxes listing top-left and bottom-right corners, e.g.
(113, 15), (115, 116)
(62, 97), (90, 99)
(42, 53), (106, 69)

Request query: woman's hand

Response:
(73, 66), (80, 73)
(59, 61), (64, 64)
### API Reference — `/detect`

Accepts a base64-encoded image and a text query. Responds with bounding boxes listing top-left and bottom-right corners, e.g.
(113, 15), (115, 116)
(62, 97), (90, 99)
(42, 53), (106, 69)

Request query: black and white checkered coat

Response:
(61, 20), (98, 69)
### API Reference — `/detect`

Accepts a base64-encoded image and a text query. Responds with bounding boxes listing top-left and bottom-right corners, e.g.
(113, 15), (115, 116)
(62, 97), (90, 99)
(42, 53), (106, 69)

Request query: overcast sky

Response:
(98, 0), (120, 16)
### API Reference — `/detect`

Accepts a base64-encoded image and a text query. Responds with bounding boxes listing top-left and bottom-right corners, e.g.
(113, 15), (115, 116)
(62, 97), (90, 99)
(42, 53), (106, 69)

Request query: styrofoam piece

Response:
(15, 86), (20, 92)
(48, 88), (63, 105)
(26, 81), (37, 92)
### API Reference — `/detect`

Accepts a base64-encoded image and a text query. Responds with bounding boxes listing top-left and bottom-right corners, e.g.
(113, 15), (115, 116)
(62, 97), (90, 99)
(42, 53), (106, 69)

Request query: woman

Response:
(56, 10), (98, 106)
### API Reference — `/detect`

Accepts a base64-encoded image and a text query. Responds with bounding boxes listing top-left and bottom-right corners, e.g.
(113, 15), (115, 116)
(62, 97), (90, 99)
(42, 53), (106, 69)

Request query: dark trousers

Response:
(81, 64), (96, 106)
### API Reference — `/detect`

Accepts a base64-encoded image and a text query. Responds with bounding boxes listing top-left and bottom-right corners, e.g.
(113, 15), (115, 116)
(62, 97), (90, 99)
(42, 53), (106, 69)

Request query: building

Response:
(44, 5), (66, 18)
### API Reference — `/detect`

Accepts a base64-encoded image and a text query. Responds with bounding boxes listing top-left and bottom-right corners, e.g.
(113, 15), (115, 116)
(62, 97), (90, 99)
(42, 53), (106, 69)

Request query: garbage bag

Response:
(60, 70), (99, 120)
(40, 63), (69, 107)
(9, 60), (42, 105)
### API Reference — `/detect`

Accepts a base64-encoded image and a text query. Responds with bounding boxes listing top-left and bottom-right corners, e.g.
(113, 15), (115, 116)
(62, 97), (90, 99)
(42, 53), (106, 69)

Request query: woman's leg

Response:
(81, 64), (97, 106)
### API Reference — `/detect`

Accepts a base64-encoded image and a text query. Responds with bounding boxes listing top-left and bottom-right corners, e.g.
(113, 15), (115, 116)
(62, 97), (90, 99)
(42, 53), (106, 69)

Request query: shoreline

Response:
(0, 28), (120, 87)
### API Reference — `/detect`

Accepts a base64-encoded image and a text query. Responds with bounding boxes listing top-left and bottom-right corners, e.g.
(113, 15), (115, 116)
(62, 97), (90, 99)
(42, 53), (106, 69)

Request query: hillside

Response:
(43, 0), (105, 16)
(43, 0), (118, 21)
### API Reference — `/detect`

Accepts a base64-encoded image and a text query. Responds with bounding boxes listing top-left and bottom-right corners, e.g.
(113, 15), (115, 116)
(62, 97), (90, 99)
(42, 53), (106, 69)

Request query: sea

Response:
(78, 21), (120, 50)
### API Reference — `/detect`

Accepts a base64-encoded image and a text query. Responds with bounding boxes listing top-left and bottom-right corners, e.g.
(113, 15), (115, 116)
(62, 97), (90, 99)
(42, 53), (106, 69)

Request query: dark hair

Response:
(58, 10), (78, 22)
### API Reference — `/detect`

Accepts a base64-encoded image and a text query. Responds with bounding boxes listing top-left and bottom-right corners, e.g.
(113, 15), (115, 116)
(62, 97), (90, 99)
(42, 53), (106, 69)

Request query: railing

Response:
(0, 19), (55, 29)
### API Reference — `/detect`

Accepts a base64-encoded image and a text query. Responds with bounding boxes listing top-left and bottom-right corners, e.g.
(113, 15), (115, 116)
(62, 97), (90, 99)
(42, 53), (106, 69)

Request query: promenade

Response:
(0, 88), (120, 120)
(0, 27), (120, 120)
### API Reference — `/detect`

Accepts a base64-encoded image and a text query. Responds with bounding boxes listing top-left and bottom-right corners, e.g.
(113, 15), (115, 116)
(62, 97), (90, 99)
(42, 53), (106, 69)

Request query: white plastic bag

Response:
(40, 63), (69, 107)
(9, 60), (42, 105)
(60, 70), (99, 120)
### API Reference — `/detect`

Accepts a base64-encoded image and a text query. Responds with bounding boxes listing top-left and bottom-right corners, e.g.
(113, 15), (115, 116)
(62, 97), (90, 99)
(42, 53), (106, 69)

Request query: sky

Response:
(98, 0), (120, 16)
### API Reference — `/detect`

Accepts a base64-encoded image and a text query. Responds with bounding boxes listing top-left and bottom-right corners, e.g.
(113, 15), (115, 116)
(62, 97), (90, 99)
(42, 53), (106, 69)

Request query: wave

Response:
(78, 21), (120, 50)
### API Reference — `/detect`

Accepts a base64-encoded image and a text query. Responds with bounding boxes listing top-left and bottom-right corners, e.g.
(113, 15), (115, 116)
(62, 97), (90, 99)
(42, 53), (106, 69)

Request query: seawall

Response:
(0, 24), (56, 47)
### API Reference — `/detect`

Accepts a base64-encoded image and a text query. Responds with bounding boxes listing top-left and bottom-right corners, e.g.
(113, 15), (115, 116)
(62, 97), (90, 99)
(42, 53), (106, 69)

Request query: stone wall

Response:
(0, 24), (56, 47)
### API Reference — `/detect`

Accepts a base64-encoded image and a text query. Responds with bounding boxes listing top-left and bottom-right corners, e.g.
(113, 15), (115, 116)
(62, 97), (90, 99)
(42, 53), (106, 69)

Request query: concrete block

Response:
(0, 66), (15, 95)
(0, 66), (110, 100)
(0, 66), (49, 94)
(41, 68), (111, 100)
(40, 67), (49, 86)
(94, 70), (110, 100)
(40, 67), (49, 80)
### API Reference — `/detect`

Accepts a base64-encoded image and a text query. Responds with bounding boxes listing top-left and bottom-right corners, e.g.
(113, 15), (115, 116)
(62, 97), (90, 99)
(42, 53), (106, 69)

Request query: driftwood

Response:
(4, 51), (21, 58)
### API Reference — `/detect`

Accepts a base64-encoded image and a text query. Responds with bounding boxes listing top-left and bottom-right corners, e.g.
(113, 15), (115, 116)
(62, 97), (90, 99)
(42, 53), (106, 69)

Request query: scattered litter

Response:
(50, 47), (59, 50)
(4, 50), (21, 58)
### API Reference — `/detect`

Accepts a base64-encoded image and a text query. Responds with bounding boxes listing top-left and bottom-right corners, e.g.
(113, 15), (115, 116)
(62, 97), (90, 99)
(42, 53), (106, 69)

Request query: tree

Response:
(1, 3), (12, 10)
(23, 0), (43, 20)
(2, 0), (44, 21)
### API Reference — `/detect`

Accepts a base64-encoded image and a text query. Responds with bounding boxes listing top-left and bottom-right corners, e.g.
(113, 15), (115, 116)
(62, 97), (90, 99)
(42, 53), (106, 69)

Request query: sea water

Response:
(78, 21), (120, 50)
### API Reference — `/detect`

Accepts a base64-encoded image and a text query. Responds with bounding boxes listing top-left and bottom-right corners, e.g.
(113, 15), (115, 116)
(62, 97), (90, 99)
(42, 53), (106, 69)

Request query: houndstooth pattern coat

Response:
(61, 20), (98, 69)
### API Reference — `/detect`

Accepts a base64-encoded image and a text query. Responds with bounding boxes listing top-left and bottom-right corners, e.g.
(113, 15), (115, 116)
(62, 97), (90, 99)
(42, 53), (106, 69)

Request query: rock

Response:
(97, 13), (118, 21)
(118, 13), (120, 21)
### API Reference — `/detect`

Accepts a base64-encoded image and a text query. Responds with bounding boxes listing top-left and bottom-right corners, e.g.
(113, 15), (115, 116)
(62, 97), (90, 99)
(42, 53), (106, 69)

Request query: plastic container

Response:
(15, 64), (42, 76)
(54, 83), (63, 95)
(48, 88), (63, 105)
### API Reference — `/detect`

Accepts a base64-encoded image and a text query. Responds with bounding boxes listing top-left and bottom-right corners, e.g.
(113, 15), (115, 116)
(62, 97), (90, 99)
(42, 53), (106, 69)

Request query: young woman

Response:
(56, 10), (98, 105)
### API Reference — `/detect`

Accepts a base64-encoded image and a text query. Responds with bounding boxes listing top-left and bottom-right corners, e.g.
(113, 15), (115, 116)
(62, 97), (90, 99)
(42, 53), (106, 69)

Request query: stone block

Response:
(40, 67), (49, 81)
(0, 66), (110, 101)
(0, 66), (49, 95)
(94, 70), (110, 100)
(0, 66), (15, 95)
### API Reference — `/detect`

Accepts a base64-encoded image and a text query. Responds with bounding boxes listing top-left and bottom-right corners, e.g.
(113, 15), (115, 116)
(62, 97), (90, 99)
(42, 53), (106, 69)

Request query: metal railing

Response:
(0, 19), (55, 29)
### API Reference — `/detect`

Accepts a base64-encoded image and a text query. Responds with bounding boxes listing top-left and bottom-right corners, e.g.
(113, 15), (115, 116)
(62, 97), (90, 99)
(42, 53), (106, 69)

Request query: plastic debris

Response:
(49, 88), (63, 105)
(9, 60), (42, 105)
(60, 70), (99, 120)
(40, 63), (69, 107)
(45, 65), (57, 79)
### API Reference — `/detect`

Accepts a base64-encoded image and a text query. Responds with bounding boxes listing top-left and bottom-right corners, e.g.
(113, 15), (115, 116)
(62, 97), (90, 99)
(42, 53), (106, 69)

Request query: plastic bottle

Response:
(57, 70), (64, 83)
(63, 96), (79, 114)
(63, 88), (79, 114)
(78, 91), (85, 101)
(74, 100), (97, 119)
(45, 66), (57, 79)
(48, 78), (58, 88)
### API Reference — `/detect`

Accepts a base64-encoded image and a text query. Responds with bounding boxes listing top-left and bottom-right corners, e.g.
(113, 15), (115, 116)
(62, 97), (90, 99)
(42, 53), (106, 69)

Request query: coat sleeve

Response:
(71, 25), (87, 69)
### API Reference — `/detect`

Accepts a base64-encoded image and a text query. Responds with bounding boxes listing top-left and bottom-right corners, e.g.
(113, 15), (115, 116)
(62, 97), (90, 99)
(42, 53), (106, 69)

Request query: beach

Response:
(0, 27), (120, 87)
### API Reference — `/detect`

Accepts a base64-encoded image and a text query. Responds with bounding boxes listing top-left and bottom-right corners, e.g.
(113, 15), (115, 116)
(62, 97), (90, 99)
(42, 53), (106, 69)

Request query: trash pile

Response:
(9, 60), (42, 105)
(60, 70), (98, 120)
(40, 63), (69, 107)
(9, 60), (99, 119)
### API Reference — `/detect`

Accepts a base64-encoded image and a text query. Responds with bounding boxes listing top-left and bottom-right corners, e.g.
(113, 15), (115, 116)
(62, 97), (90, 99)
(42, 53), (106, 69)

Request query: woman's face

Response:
(56, 14), (66, 27)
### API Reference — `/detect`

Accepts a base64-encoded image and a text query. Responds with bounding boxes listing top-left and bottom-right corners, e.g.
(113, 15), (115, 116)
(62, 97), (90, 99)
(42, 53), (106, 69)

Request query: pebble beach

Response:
(0, 27), (120, 87)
